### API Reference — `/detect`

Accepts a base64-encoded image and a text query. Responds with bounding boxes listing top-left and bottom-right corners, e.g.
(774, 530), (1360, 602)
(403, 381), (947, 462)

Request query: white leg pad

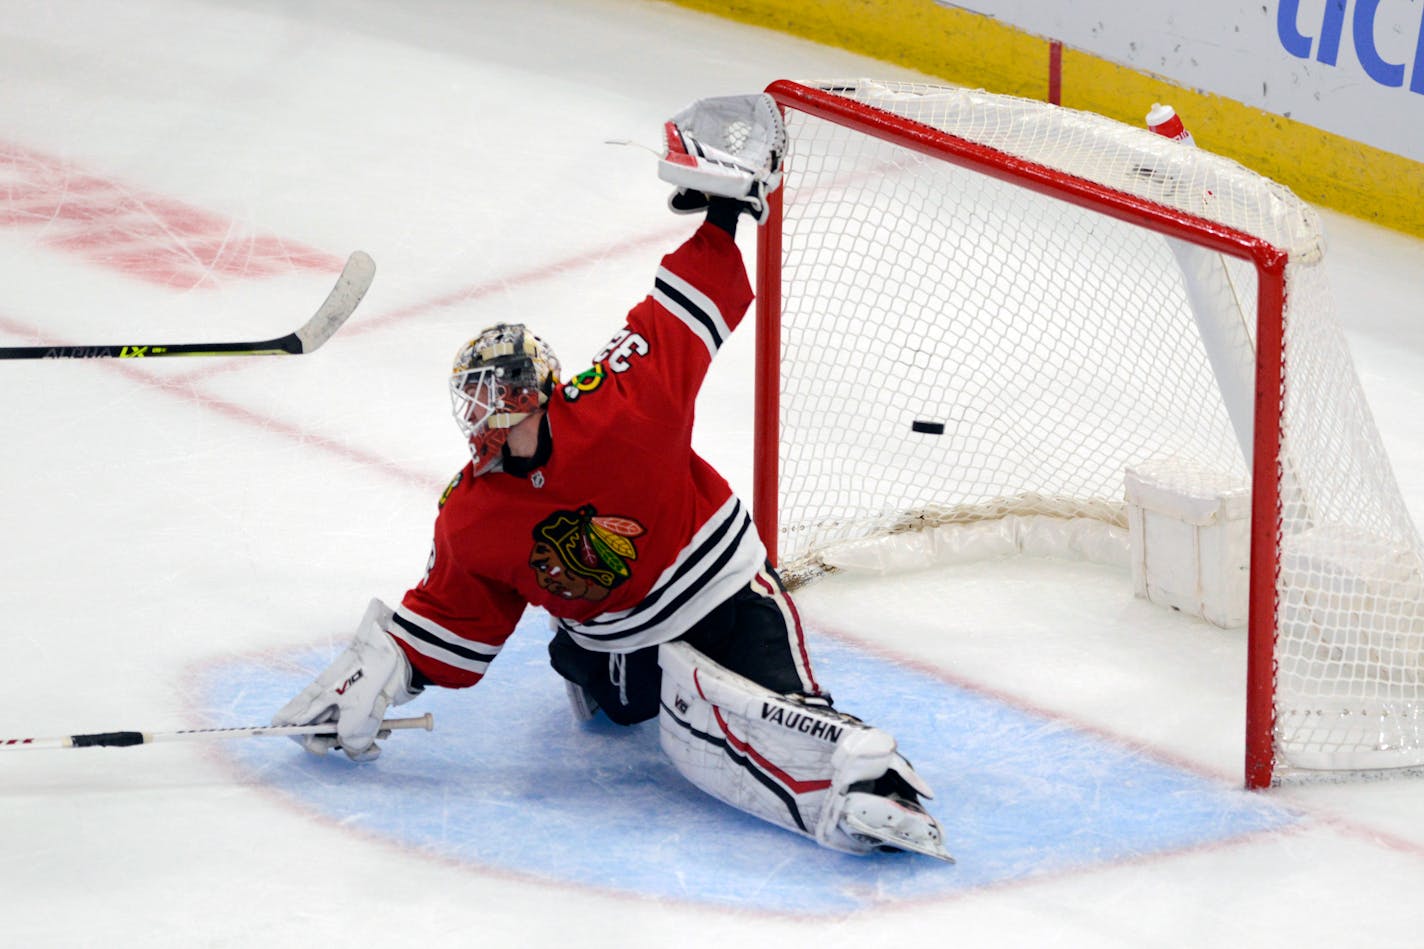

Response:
(657, 641), (944, 857)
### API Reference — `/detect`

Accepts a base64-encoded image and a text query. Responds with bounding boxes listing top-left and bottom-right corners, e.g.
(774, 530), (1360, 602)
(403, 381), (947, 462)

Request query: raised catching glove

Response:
(272, 598), (422, 762)
(659, 93), (786, 224)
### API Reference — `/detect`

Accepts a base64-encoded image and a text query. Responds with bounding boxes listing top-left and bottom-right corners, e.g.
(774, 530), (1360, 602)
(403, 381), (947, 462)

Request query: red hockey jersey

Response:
(391, 222), (766, 689)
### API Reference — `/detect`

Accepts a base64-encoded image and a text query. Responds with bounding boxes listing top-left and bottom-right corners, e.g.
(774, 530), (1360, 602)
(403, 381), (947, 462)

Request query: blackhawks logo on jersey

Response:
(438, 471), (463, 509)
(561, 364), (607, 402)
(529, 504), (645, 602)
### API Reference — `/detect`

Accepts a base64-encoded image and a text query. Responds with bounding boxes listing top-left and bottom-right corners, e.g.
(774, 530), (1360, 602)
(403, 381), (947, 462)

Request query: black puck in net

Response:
(911, 420), (945, 435)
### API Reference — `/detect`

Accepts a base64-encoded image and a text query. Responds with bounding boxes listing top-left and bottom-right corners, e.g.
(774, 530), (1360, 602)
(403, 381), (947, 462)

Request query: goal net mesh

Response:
(766, 79), (1424, 778)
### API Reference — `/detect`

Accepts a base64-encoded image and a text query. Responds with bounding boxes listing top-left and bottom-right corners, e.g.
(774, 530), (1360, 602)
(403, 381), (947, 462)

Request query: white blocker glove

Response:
(272, 598), (422, 762)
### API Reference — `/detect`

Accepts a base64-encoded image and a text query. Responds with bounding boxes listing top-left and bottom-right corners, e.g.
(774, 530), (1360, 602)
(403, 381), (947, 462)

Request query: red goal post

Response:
(752, 78), (1424, 789)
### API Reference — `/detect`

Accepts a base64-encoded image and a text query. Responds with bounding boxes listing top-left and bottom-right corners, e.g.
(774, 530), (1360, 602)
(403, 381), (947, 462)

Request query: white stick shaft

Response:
(0, 713), (434, 750)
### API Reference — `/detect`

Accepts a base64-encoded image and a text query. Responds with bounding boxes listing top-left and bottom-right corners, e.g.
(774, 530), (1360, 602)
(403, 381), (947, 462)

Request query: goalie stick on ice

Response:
(0, 250), (376, 360)
(0, 713), (433, 750)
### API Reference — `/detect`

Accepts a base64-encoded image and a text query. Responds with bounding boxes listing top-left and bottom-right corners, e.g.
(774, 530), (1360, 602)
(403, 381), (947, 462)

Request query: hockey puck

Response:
(911, 420), (945, 435)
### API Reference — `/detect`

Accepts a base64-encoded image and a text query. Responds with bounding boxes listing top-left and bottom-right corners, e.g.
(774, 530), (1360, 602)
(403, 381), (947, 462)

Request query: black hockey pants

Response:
(547, 565), (822, 726)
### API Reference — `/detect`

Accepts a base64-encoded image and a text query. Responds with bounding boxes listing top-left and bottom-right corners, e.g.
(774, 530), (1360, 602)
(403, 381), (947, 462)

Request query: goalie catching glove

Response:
(271, 598), (422, 761)
(659, 93), (786, 224)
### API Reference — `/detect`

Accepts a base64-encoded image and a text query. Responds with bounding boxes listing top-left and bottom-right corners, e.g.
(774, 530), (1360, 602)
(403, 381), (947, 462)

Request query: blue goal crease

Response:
(198, 610), (1299, 913)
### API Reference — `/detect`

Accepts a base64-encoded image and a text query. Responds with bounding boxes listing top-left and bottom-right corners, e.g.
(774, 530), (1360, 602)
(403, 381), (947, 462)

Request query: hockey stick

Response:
(0, 250), (376, 360)
(0, 712), (433, 750)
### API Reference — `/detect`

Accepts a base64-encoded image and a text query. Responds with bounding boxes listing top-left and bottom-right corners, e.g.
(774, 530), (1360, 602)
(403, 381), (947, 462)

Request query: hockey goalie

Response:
(273, 94), (952, 863)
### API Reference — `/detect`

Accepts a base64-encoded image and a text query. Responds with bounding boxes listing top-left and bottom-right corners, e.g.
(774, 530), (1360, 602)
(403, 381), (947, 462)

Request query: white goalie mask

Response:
(449, 323), (560, 474)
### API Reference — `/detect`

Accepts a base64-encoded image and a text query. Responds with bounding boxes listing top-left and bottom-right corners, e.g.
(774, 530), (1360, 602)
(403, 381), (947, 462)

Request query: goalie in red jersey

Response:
(273, 93), (952, 862)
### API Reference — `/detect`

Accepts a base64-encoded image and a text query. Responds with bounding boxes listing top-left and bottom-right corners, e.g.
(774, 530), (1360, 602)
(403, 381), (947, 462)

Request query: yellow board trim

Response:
(664, 0), (1424, 237)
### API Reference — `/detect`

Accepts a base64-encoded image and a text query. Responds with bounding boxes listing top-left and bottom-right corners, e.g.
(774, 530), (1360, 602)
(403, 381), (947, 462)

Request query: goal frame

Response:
(751, 78), (1290, 789)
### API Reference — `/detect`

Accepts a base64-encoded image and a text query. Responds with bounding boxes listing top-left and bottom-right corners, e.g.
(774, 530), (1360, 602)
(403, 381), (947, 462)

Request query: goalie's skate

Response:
(564, 680), (600, 723)
(840, 791), (956, 863)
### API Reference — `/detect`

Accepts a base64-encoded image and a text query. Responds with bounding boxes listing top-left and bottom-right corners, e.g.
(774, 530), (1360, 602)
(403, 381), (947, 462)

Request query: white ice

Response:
(2, 1), (1424, 946)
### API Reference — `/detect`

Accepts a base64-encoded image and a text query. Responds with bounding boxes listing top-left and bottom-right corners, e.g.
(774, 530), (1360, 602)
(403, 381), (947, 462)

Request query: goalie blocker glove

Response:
(659, 93), (786, 225)
(271, 598), (423, 761)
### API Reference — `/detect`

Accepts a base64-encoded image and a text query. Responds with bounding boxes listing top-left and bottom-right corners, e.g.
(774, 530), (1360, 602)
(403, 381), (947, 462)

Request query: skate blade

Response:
(841, 800), (956, 864)
(564, 680), (600, 722)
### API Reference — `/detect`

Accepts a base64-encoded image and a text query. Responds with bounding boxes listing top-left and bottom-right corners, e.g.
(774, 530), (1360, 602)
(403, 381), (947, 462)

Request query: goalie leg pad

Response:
(657, 641), (951, 859)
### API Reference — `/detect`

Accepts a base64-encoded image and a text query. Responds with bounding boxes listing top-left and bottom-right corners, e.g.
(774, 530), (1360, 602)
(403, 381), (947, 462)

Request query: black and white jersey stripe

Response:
(653, 265), (732, 360)
(557, 495), (765, 651)
(390, 608), (502, 677)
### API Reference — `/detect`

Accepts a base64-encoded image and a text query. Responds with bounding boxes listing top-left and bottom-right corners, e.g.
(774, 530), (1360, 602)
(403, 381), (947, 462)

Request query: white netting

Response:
(767, 79), (1424, 778)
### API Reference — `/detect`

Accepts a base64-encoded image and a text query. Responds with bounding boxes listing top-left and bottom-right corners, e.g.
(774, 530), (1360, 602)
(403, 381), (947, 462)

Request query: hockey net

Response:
(753, 79), (1424, 787)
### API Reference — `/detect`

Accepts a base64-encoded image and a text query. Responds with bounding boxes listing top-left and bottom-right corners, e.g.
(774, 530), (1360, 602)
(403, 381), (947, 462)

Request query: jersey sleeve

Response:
(390, 505), (528, 689)
(609, 221), (754, 409)
(392, 583), (523, 689)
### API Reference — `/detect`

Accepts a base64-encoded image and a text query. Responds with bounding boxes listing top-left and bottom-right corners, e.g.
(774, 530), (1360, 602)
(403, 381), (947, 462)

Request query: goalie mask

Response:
(450, 323), (560, 475)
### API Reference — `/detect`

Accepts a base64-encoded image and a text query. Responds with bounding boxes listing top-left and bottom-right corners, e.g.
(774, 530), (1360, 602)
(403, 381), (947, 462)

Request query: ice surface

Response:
(3, 2), (1424, 947)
